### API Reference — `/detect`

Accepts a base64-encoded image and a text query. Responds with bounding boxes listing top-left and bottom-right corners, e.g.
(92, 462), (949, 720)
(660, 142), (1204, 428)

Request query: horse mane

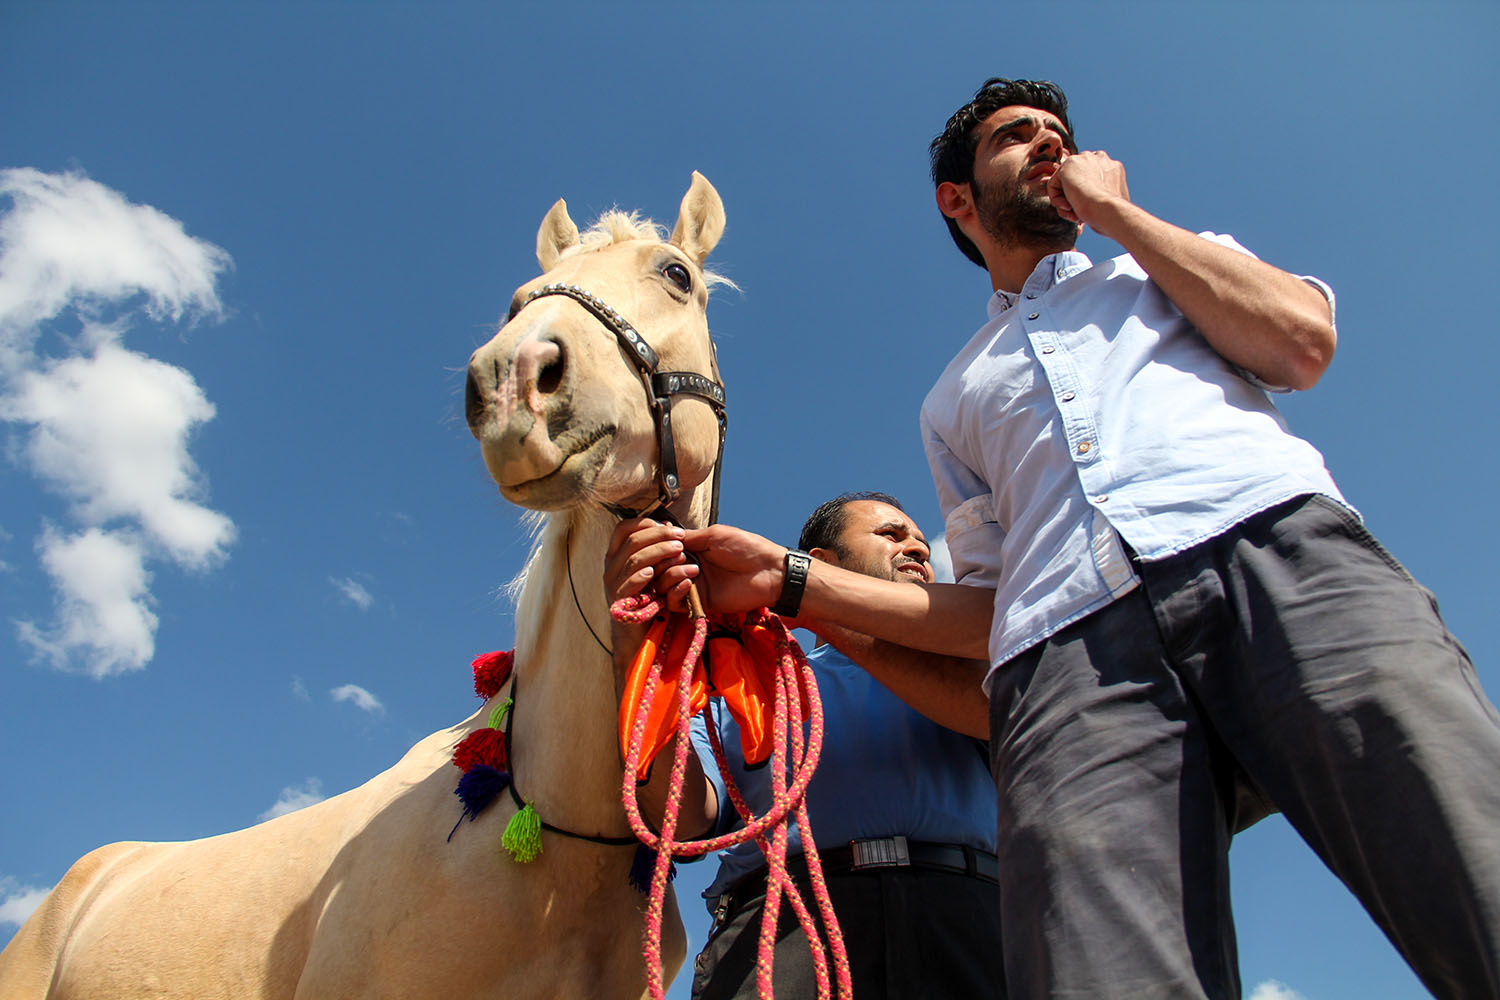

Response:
(505, 508), (613, 667)
(560, 210), (736, 291)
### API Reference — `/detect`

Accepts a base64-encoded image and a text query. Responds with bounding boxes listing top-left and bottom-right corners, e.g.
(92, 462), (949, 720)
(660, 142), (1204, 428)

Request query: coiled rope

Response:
(612, 589), (852, 1000)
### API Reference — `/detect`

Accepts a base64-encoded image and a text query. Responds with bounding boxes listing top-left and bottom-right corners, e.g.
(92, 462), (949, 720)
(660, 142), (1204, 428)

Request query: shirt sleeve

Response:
(921, 405), (1005, 589)
(690, 707), (734, 838)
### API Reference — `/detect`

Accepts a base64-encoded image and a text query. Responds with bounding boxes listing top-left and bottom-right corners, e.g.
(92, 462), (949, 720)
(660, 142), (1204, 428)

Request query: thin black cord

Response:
(567, 524), (614, 656)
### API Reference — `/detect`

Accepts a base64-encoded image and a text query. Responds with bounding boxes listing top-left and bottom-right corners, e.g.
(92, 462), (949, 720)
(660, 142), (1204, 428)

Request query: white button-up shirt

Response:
(920, 235), (1348, 689)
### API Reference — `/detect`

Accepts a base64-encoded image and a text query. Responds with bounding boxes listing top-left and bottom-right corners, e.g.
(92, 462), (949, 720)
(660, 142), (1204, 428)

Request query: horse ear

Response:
(670, 171), (725, 266)
(537, 199), (580, 271)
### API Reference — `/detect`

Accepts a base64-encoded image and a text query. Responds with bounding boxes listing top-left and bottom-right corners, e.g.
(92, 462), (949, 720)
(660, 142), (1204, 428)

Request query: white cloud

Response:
(1249, 981), (1309, 1000)
(16, 524), (157, 676)
(0, 168), (227, 366)
(0, 877), (51, 928)
(291, 675), (310, 701)
(1, 168), (233, 676)
(331, 683), (384, 715)
(258, 778), (325, 821)
(7, 342), (234, 565)
(330, 576), (374, 611)
(928, 533), (954, 584)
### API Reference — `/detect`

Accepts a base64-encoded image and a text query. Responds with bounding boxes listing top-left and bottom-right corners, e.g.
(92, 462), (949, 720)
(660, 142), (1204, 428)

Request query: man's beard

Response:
(974, 168), (1079, 253)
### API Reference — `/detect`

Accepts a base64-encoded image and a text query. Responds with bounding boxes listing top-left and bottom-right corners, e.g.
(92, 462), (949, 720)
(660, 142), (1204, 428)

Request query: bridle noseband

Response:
(516, 281), (728, 523)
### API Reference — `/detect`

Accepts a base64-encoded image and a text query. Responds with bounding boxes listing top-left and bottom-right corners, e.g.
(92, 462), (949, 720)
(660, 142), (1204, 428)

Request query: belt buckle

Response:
(849, 835), (910, 870)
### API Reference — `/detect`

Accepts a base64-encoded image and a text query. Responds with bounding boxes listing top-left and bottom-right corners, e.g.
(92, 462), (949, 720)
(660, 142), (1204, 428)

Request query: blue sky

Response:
(2, 3), (1496, 997)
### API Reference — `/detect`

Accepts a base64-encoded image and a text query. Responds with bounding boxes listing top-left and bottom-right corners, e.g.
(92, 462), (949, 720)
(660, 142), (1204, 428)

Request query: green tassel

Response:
(488, 697), (512, 731)
(501, 802), (542, 863)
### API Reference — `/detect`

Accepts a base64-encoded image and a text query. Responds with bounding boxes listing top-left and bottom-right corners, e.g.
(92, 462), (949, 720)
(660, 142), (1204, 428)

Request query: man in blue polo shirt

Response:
(607, 492), (1000, 1000)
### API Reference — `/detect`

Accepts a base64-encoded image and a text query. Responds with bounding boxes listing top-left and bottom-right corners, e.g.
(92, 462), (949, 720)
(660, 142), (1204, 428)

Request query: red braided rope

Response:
(613, 591), (852, 1000)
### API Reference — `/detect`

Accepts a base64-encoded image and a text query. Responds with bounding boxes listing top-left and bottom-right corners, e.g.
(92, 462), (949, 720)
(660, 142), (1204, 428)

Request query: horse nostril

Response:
(464, 366), (484, 431)
(536, 345), (564, 395)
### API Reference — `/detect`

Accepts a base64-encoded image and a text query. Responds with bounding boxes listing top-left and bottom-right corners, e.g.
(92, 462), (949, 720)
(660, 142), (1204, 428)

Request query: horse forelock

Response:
(559, 210), (735, 291)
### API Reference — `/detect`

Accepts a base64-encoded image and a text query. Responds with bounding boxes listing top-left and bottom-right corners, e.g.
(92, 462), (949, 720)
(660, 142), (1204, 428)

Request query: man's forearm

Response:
(818, 626), (990, 738)
(630, 748), (717, 840)
(1090, 197), (1336, 389)
(676, 524), (995, 659)
(800, 560), (994, 660)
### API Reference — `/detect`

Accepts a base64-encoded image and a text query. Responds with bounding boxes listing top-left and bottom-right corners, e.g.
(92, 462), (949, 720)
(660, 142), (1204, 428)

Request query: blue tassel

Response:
(449, 766), (512, 840)
(628, 844), (677, 892)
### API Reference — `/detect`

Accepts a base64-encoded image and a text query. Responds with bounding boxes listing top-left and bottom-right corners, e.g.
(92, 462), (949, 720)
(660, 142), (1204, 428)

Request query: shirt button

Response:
(1076, 441), (1092, 455)
(1041, 345), (1055, 354)
(1061, 391), (1076, 401)
(1025, 293), (1037, 299)
(1028, 312), (1039, 320)
(1094, 493), (1109, 503)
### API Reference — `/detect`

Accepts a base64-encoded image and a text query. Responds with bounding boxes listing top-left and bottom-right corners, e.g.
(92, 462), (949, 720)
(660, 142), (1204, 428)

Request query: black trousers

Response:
(691, 867), (1004, 999)
(989, 494), (1500, 999)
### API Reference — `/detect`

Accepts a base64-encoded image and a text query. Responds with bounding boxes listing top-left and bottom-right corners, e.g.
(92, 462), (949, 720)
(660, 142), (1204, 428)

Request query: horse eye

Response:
(662, 262), (692, 293)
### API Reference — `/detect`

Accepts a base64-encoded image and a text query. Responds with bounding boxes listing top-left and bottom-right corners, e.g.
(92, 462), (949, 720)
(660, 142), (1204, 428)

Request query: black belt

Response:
(723, 836), (998, 903)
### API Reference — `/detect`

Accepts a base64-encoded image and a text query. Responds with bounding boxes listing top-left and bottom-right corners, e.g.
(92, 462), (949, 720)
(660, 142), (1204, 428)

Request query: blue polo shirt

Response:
(691, 643), (997, 898)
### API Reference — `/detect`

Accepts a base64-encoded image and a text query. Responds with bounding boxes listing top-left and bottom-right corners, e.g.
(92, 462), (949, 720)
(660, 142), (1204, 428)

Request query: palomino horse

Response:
(0, 172), (730, 999)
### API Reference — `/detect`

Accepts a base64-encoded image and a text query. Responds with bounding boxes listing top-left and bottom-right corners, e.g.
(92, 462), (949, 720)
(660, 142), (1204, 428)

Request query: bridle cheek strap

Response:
(516, 283), (727, 522)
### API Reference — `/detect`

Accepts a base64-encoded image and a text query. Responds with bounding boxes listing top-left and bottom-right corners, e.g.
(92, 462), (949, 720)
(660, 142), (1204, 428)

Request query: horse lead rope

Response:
(612, 590), (853, 1000)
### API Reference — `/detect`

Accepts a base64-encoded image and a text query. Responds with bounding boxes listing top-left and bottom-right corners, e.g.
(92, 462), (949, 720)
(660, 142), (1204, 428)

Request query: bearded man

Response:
(638, 77), (1500, 1000)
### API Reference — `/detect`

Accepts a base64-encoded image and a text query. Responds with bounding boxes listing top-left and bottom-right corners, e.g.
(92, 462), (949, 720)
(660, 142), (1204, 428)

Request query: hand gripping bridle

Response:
(515, 282), (728, 524)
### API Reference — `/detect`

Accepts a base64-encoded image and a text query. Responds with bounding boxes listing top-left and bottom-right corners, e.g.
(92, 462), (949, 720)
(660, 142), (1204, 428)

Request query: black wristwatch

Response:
(772, 549), (811, 618)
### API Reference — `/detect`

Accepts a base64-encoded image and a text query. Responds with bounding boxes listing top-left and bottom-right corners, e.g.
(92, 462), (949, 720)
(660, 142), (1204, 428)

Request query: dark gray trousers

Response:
(988, 495), (1500, 999)
(691, 868), (1004, 999)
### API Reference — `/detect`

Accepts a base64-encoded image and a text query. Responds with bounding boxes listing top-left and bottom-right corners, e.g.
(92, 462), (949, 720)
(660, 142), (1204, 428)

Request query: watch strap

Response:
(772, 549), (811, 618)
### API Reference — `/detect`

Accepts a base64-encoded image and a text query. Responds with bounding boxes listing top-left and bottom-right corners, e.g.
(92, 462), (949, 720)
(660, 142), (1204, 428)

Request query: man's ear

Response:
(936, 181), (973, 221)
(808, 547), (840, 567)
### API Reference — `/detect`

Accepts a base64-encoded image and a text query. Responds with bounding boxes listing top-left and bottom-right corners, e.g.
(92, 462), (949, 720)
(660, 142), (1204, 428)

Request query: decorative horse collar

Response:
(515, 282), (728, 522)
(449, 649), (664, 888)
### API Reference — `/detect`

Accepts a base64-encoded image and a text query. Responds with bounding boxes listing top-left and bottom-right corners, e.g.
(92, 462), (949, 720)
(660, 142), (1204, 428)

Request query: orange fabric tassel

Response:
(620, 612), (812, 778)
(619, 618), (708, 781)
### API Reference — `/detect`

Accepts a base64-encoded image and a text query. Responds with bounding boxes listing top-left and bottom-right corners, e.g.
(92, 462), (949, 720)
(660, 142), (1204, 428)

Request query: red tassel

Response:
(472, 650), (515, 700)
(453, 727), (508, 772)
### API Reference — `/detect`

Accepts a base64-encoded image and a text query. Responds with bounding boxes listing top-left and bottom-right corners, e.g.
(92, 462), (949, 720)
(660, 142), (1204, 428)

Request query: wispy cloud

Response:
(1, 168), (233, 677)
(330, 575), (374, 611)
(1249, 981), (1309, 1000)
(291, 675), (310, 701)
(331, 683), (384, 715)
(0, 877), (51, 928)
(258, 778), (325, 821)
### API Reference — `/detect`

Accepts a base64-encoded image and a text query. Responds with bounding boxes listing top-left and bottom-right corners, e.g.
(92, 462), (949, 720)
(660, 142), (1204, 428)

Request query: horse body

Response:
(0, 172), (728, 999)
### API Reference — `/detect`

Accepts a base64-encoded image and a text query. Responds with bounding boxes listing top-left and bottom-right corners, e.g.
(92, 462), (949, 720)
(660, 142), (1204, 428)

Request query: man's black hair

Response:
(929, 77), (1074, 268)
(798, 491), (907, 557)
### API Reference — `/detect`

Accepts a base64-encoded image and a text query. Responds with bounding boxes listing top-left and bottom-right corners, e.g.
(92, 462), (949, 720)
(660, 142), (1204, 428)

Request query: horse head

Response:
(465, 172), (727, 527)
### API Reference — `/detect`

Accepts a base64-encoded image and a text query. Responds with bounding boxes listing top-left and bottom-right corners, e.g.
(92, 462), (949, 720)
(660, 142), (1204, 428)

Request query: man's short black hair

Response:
(929, 77), (1074, 268)
(798, 491), (906, 557)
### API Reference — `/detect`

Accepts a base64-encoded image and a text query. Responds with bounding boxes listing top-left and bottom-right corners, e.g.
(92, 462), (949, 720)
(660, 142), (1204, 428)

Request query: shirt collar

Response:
(986, 250), (1094, 319)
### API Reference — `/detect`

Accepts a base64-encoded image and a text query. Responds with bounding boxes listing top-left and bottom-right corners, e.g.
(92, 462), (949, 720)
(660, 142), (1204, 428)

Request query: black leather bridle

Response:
(514, 281), (728, 524)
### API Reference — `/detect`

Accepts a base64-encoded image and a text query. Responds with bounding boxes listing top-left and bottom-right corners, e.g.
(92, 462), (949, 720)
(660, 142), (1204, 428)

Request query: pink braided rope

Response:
(613, 593), (852, 1000)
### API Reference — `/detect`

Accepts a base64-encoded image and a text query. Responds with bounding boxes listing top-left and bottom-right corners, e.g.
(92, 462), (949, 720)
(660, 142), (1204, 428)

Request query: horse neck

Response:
(507, 485), (714, 836)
